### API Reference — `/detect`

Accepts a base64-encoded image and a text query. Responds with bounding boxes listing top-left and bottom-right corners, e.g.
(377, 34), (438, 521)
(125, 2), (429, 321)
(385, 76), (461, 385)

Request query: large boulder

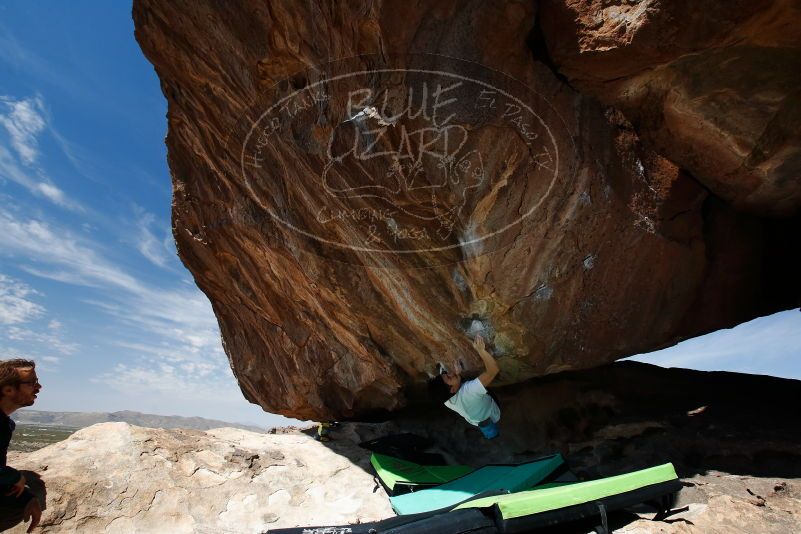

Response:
(7, 422), (392, 533)
(132, 0), (801, 420)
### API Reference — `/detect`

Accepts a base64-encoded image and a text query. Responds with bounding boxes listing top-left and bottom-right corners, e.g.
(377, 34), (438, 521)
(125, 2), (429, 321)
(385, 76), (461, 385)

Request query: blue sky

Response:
(628, 309), (801, 378)
(0, 2), (296, 427)
(0, 3), (798, 428)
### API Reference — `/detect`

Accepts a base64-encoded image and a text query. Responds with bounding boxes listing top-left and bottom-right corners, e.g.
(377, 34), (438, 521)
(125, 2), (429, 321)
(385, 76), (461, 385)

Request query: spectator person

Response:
(1, 359), (44, 532)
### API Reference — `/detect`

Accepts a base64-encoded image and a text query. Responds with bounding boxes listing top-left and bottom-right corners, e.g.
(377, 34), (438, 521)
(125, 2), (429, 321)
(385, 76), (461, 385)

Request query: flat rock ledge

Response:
(7, 422), (801, 533)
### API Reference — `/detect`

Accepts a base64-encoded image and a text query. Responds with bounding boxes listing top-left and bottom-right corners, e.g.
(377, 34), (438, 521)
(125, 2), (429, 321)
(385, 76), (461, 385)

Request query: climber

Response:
(429, 334), (501, 439)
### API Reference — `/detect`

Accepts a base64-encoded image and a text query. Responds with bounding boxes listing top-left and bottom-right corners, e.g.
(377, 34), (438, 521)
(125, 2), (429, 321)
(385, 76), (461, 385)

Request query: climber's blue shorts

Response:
(478, 418), (499, 439)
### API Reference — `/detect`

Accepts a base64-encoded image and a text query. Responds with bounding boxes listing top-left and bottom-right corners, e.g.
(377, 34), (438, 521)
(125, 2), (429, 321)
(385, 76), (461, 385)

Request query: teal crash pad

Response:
(389, 453), (565, 515)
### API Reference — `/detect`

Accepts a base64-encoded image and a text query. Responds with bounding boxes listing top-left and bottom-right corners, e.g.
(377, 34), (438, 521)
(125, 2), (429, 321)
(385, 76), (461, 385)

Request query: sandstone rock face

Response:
(132, 0), (801, 420)
(539, 0), (801, 216)
(7, 422), (393, 533)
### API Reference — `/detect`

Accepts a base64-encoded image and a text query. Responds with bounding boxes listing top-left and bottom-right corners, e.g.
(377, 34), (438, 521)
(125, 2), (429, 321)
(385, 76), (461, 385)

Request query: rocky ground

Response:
(6, 423), (391, 534)
(5, 416), (800, 533)
(618, 472), (801, 533)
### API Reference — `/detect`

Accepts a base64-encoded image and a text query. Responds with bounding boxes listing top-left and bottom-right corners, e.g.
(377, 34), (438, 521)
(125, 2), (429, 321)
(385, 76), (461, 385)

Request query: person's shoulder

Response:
(462, 378), (487, 395)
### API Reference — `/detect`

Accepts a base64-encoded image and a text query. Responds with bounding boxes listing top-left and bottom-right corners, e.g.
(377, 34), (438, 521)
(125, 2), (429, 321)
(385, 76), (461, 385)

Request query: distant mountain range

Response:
(14, 409), (265, 433)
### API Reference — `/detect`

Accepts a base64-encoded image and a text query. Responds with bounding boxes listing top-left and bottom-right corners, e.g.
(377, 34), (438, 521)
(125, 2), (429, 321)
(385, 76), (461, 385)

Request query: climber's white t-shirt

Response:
(444, 378), (501, 426)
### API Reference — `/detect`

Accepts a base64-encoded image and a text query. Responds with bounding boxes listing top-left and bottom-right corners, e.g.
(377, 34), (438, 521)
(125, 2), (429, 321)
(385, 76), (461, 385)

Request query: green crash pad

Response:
(390, 453), (565, 515)
(455, 462), (679, 519)
(370, 453), (474, 493)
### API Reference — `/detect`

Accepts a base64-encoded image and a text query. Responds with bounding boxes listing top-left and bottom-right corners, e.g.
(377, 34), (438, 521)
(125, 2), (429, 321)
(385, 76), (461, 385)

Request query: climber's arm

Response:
(474, 335), (499, 387)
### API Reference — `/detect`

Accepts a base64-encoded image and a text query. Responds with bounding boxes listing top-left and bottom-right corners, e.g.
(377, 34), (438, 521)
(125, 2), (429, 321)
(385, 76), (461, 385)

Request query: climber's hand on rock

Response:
(472, 334), (486, 352)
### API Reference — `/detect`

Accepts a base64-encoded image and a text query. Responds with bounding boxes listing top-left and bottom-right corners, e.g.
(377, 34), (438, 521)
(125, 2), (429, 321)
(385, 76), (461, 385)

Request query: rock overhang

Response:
(133, 0), (801, 420)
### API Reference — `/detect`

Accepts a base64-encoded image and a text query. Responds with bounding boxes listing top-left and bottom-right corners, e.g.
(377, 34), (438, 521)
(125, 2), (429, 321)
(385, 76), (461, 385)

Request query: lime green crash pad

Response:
(389, 453), (565, 515)
(455, 462), (678, 519)
(370, 453), (474, 493)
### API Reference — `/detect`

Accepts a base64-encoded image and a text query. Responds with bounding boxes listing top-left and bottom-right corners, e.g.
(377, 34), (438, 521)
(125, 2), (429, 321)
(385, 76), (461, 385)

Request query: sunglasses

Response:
(17, 380), (40, 386)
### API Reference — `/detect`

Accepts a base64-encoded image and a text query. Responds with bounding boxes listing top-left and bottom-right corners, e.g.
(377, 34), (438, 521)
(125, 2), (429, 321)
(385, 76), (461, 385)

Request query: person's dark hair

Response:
(428, 374), (454, 403)
(0, 358), (36, 398)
